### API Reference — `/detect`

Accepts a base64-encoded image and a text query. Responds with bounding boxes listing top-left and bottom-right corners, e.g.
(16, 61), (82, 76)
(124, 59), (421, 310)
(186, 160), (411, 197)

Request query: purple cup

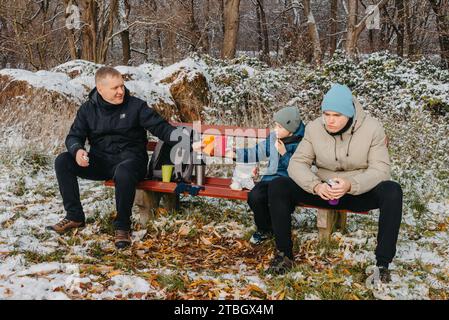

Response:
(328, 199), (339, 206)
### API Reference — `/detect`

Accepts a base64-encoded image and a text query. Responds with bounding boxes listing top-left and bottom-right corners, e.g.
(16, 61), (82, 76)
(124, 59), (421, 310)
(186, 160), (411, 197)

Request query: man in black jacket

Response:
(48, 67), (185, 248)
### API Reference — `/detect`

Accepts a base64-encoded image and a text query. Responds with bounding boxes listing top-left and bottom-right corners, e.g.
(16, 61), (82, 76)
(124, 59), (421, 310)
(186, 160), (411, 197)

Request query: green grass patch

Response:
(22, 249), (67, 264)
(157, 273), (186, 292)
(98, 211), (116, 236)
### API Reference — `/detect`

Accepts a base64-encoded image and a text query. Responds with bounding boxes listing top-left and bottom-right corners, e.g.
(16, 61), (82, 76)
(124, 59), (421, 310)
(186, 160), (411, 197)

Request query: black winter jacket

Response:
(65, 87), (177, 163)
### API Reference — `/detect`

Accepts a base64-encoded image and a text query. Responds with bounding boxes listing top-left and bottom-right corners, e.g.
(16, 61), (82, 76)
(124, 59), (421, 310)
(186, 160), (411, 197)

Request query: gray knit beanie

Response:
(273, 106), (302, 133)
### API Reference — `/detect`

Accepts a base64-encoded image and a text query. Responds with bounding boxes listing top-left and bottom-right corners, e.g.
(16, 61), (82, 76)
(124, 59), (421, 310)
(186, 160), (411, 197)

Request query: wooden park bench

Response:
(105, 122), (368, 242)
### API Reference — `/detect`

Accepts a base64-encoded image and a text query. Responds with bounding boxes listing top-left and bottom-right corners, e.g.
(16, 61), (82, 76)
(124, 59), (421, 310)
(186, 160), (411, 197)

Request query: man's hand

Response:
(327, 178), (352, 199)
(76, 149), (89, 167)
(275, 139), (287, 156)
(314, 183), (334, 201)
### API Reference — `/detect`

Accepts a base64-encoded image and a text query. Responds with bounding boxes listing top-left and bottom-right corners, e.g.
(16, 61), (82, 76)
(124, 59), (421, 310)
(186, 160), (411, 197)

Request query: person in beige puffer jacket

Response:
(264, 84), (403, 281)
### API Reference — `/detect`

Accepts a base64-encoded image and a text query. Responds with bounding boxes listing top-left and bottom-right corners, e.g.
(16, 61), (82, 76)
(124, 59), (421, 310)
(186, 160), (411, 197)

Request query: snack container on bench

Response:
(202, 135), (215, 156)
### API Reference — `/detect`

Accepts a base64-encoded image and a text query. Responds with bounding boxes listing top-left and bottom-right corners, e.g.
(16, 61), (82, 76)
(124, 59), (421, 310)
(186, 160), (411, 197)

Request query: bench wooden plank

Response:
(171, 122), (270, 138)
(106, 178), (369, 215)
(105, 179), (249, 201)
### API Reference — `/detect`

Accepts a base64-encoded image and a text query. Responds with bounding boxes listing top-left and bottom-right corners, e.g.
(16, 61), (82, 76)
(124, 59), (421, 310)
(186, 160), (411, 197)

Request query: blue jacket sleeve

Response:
(235, 133), (274, 163)
(278, 151), (293, 169)
(278, 141), (301, 170)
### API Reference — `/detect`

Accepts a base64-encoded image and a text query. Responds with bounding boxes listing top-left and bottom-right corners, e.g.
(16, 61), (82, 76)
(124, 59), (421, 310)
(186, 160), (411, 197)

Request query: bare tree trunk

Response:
(346, 0), (389, 57)
(256, 3), (263, 52)
(368, 29), (375, 52)
(149, 0), (164, 65)
(346, 0), (358, 56)
(222, 0), (241, 59)
(144, 29), (150, 61)
(405, 0), (415, 56)
(118, 0), (131, 65)
(303, 0), (322, 65)
(220, 0), (225, 34)
(80, 0), (96, 62)
(429, 0), (449, 68)
(157, 31), (164, 65)
(78, 0), (119, 64)
(329, 0), (338, 56)
(168, 30), (176, 64)
(395, 0), (405, 57)
(202, 0), (211, 53)
(120, 30), (130, 64)
(256, 0), (270, 63)
(64, 0), (79, 60)
(98, 0), (118, 63)
(188, 0), (202, 52)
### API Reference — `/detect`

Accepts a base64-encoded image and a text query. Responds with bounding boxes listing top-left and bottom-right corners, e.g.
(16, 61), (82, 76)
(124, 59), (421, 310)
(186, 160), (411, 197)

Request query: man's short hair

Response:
(95, 66), (122, 84)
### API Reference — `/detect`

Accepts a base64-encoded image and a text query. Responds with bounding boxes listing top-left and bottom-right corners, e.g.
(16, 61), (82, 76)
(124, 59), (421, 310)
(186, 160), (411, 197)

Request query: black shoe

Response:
(266, 251), (294, 275)
(378, 266), (391, 283)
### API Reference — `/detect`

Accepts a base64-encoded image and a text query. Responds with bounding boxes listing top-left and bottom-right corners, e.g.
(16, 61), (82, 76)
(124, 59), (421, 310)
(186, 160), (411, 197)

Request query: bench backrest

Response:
(147, 122), (270, 152)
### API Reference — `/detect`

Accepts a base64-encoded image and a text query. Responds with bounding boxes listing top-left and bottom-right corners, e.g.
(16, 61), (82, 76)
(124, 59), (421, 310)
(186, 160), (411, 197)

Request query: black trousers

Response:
(264, 177), (403, 267)
(247, 179), (281, 234)
(54, 152), (147, 231)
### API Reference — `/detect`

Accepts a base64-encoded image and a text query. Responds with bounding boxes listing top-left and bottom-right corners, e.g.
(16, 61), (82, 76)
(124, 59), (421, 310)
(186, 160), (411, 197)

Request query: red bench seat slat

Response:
(105, 178), (368, 214)
(105, 179), (249, 201)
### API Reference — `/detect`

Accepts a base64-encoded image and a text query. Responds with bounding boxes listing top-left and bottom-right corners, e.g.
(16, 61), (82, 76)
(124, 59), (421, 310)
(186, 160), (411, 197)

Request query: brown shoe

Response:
(46, 218), (85, 234)
(115, 230), (131, 249)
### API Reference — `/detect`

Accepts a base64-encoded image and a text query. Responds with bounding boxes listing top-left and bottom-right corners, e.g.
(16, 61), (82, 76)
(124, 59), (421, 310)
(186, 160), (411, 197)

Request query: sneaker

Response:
(46, 218), (85, 234)
(266, 251), (294, 275)
(365, 265), (391, 289)
(115, 230), (131, 249)
(378, 266), (391, 283)
(249, 230), (273, 245)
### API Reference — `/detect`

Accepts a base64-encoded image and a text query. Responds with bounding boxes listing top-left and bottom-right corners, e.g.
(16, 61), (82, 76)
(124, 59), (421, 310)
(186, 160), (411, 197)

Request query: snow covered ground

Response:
(0, 52), (448, 300)
(0, 152), (447, 300)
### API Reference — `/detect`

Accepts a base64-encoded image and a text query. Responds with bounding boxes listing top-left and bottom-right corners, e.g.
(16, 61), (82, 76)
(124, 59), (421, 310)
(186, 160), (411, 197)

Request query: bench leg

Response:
(336, 211), (348, 233)
(134, 190), (161, 225)
(160, 194), (179, 212)
(317, 209), (338, 242)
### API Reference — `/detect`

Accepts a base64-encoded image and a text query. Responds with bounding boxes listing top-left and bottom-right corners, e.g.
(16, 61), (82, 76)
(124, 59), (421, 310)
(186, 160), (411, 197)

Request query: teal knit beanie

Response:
(321, 84), (355, 118)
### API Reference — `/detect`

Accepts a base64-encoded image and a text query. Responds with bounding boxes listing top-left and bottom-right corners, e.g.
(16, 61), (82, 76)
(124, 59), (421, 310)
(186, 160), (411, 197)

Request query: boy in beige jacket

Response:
(266, 84), (402, 283)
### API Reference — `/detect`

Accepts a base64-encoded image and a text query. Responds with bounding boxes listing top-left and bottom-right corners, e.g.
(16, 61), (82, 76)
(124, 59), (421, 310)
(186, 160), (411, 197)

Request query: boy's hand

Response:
(76, 149), (89, 167)
(275, 139), (287, 156)
(252, 166), (259, 178)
